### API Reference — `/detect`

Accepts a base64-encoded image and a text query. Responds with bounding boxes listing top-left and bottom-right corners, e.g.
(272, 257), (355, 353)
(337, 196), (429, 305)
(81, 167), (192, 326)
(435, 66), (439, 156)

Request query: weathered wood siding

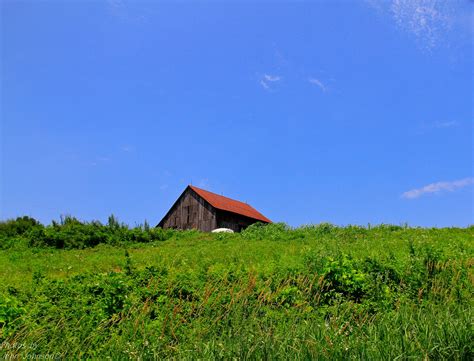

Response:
(216, 210), (260, 232)
(161, 188), (217, 231)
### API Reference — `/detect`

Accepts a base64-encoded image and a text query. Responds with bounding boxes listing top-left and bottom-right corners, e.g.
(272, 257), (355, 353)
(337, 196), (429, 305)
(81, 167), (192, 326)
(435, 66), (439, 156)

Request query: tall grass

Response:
(0, 220), (473, 359)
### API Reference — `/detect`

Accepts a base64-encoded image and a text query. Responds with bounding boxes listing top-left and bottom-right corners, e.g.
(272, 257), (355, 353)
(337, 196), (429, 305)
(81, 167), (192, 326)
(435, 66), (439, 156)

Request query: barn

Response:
(157, 185), (271, 232)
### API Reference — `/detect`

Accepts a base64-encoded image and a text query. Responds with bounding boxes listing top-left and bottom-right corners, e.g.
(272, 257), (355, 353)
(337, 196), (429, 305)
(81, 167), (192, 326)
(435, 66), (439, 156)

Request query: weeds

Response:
(0, 219), (472, 359)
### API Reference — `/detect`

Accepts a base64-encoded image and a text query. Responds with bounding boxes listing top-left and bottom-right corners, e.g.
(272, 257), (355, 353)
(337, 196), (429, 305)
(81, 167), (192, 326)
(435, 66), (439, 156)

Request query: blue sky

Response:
(1, 0), (473, 227)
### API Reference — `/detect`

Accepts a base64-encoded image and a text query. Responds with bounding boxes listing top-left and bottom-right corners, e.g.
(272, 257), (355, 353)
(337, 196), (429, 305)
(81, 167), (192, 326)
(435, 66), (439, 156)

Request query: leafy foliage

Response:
(0, 215), (178, 250)
(0, 220), (472, 359)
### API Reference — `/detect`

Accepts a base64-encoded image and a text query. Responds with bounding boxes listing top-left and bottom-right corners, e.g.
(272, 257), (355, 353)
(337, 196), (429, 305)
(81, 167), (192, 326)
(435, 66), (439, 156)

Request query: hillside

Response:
(0, 218), (473, 359)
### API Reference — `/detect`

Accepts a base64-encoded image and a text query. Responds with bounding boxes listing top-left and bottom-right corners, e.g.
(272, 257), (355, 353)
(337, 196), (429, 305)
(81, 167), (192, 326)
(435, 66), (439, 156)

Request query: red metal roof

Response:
(189, 185), (271, 223)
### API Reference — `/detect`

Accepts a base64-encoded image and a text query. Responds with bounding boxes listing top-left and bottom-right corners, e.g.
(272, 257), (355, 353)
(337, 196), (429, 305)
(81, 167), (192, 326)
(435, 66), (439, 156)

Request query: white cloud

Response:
(419, 120), (460, 133)
(260, 74), (281, 90)
(433, 121), (458, 128)
(260, 80), (270, 90)
(159, 184), (168, 191)
(106, 0), (148, 23)
(392, 0), (453, 50)
(107, 0), (125, 10)
(107, 0), (126, 17)
(263, 74), (281, 82)
(402, 177), (474, 199)
(366, 0), (456, 51)
(308, 77), (327, 92)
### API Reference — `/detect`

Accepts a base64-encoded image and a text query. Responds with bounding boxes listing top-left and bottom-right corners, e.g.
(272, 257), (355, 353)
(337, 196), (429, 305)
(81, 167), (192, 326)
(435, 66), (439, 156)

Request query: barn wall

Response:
(161, 189), (216, 231)
(216, 210), (263, 232)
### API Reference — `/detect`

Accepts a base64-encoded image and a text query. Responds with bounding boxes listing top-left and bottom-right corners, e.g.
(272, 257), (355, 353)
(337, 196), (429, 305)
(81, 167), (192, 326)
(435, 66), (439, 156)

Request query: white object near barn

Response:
(211, 228), (234, 233)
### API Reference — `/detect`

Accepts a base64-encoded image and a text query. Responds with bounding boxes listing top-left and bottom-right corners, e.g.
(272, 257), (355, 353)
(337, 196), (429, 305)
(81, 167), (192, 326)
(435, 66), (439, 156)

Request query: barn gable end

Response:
(157, 187), (217, 232)
(157, 185), (271, 232)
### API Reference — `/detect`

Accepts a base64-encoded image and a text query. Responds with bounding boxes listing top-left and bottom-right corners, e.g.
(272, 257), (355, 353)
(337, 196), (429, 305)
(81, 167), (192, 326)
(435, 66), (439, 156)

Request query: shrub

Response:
(0, 216), (40, 238)
(0, 215), (179, 250)
(241, 222), (290, 240)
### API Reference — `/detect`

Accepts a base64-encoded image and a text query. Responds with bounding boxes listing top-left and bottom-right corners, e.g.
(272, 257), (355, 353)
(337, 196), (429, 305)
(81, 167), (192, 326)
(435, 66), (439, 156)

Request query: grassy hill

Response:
(0, 217), (473, 359)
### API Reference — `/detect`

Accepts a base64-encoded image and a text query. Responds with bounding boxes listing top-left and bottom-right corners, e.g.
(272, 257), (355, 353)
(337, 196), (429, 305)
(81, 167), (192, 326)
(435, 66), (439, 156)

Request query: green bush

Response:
(0, 216), (40, 237)
(241, 222), (291, 240)
(0, 215), (177, 250)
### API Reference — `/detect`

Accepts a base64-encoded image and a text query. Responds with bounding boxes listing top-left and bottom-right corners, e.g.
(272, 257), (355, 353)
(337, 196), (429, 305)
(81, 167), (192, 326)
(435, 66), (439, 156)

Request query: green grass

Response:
(0, 223), (473, 359)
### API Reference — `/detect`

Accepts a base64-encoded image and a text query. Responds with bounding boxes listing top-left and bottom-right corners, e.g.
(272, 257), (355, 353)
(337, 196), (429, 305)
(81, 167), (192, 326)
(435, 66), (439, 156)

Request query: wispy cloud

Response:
(159, 184), (168, 191)
(106, 0), (148, 23)
(366, 0), (456, 51)
(308, 77), (327, 92)
(107, 0), (125, 12)
(89, 156), (110, 167)
(418, 120), (460, 133)
(402, 177), (474, 199)
(432, 120), (458, 129)
(260, 74), (281, 91)
(260, 80), (270, 90)
(121, 145), (134, 152)
(263, 74), (281, 82)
